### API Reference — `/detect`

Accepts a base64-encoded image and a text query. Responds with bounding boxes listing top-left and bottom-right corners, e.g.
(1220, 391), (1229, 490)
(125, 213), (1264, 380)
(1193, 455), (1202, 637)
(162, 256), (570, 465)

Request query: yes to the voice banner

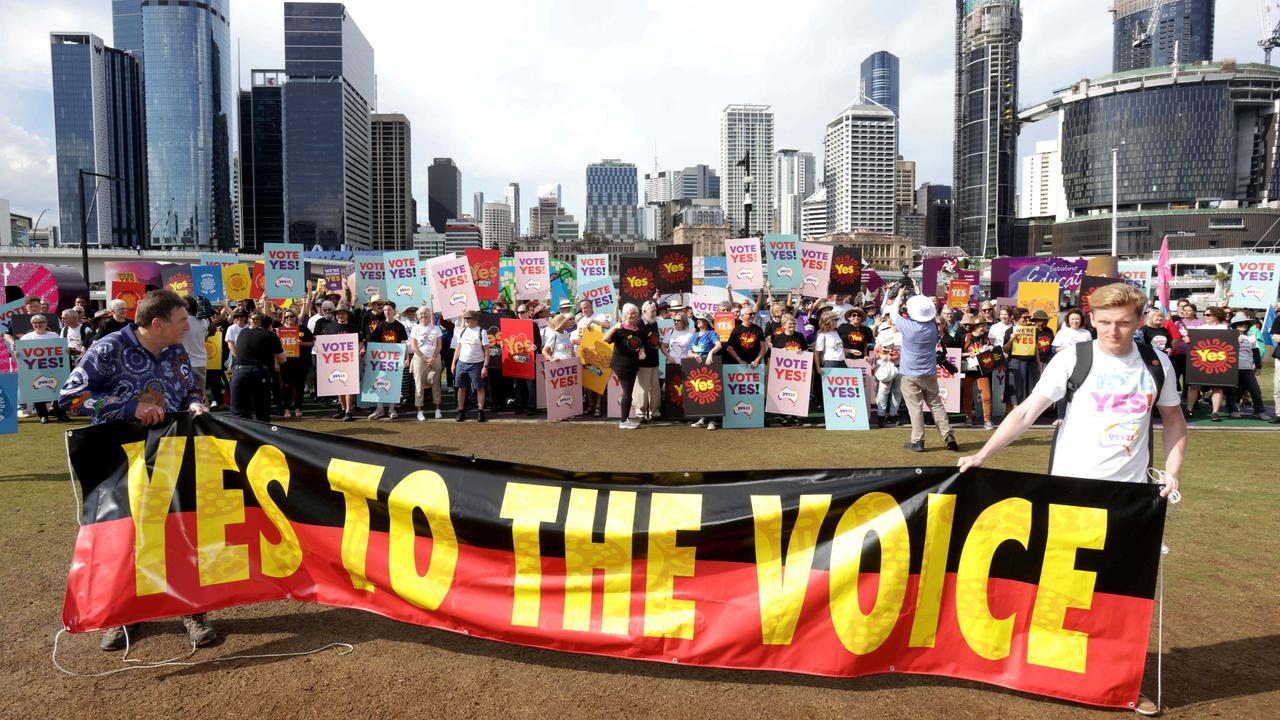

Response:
(63, 415), (1166, 708)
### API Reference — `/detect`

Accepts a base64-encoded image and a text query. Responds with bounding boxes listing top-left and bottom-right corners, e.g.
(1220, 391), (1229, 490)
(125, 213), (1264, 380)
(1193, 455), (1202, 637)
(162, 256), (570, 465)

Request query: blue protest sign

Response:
(263, 243), (306, 299)
(723, 363), (764, 429)
(354, 251), (389, 305)
(360, 342), (405, 403)
(764, 234), (803, 290)
(16, 337), (70, 403)
(0, 374), (17, 435)
(822, 367), (871, 431)
(191, 265), (225, 301)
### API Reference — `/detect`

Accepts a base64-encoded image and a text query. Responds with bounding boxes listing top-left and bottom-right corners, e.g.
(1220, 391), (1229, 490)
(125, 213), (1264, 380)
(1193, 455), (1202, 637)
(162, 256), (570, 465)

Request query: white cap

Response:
(906, 295), (937, 323)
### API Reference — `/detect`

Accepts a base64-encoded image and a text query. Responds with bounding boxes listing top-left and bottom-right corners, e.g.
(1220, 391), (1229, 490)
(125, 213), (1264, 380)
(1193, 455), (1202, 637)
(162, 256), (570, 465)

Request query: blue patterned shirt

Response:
(58, 325), (199, 424)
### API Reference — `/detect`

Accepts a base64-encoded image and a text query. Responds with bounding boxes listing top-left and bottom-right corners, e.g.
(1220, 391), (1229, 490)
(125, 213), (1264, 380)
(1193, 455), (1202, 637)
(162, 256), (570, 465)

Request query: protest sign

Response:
(862, 268), (884, 294)
(1087, 256), (1119, 278)
(500, 318), (537, 380)
(543, 358), (582, 421)
(619, 255), (659, 304)
(191, 266), (224, 302)
(935, 348), (961, 413)
(250, 261), (266, 300)
(514, 251), (551, 301)
(278, 327), (300, 359)
(1185, 328), (1239, 389)
(722, 364), (764, 428)
(112, 281), (146, 319)
(64, 413), (1170, 710)
(205, 329), (223, 373)
(322, 266), (346, 293)
(0, 374), (16, 435)
(360, 342), (405, 404)
(686, 291), (725, 318)
(0, 298), (25, 336)
(221, 264), (252, 302)
(1016, 281), (1060, 331)
(798, 242), (832, 298)
(1118, 261), (1152, 295)
(656, 244), (693, 293)
(466, 249), (502, 302)
(576, 325), (613, 395)
(16, 337), (69, 403)
(1011, 326), (1037, 357)
(828, 247), (862, 296)
(713, 312), (735, 342)
(315, 334), (359, 397)
(427, 255), (479, 320)
(957, 269), (981, 300)
(264, 243), (306, 299)
(662, 362), (684, 419)
(576, 253), (609, 286)
(161, 264), (193, 297)
(605, 372), (642, 419)
(764, 235), (802, 290)
(1231, 256), (1280, 309)
(695, 256), (728, 289)
(822, 367), (870, 430)
(198, 253), (238, 267)
(577, 279), (617, 318)
(1078, 275), (1115, 313)
(724, 238), (763, 290)
(354, 252), (388, 305)
(0, 343), (12, 379)
(765, 348), (812, 417)
(381, 251), (420, 305)
(680, 357), (725, 417)
(946, 280), (972, 309)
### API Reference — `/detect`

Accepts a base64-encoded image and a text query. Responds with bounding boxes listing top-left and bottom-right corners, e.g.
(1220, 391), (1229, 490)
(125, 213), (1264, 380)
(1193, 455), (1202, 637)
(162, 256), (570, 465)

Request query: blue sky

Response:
(0, 0), (1262, 229)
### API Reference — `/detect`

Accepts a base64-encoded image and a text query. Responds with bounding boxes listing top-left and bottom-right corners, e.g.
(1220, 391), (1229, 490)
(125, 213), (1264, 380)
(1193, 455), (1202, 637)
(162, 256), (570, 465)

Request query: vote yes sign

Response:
(822, 367), (870, 431)
(764, 235), (802, 290)
(263, 243), (305, 299)
(515, 252), (550, 301)
(427, 255), (479, 320)
(383, 251), (421, 304)
(765, 349), (812, 417)
(16, 337), (69, 403)
(799, 242), (832, 299)
(543, 358), (583, 421)
(722, 364), (764, 428)
(315, 334), (359, 397)
(361, 342), (405, 404)
(725, 238), (763, 290)
(576, 254), (609, 285)
(1231, 255), (1279, 309)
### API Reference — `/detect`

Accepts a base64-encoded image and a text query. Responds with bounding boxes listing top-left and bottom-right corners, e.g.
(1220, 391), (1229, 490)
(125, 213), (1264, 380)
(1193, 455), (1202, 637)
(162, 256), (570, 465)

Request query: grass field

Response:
(0, 404), (1277, 719)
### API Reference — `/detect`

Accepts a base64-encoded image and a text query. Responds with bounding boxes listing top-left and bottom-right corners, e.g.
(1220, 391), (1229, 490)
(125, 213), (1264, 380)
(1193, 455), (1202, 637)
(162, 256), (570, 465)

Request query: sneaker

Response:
(983, 421), (995, 430)
(964, 416), (975, 428)
(368, 409), (386, 420)
(886, 417), (900, 427)
(342, 413), (354, 422)
(903, 440), (925, 453)
(434, 409), (443, 419)
(1228, 411), (1242, 419)
(944, 433), (960, 452)
(387, 411), (398, 420)
(331, 409), (347, 419)
(99, 625), (129, 652)
(620, 419), (640, 429)
(1257, 413), (1274, 422)
(690, 418), (707, 428)
(1134, 694), (1159, 716)
(707, 420), (718, 430)
(182, 614), (218, 647)
(416, 411), (426, 422)
(1211, 412), (1222, 422)
(477, 411), (487, 423)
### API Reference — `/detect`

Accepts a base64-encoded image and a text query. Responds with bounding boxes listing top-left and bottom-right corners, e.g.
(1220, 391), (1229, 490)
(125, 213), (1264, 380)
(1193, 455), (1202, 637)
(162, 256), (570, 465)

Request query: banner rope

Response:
(52, 625), (353, 678)
(64, 430), (82, 528)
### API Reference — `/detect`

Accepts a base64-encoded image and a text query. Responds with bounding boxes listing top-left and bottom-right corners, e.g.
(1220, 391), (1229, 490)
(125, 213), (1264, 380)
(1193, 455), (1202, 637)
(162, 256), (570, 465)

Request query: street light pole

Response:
(1111, 147), (1118, 257)
(78, 169), (124, 294)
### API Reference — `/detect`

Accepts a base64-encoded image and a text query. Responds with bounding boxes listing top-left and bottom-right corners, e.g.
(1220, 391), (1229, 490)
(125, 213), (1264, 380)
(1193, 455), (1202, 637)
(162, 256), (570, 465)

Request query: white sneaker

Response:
(706, 420), (718, 430)
(619, 420), (633, 429)
(434, 409), (443, 419)
(367, 410), (386, 420)
(690, 418), (707, 428)
(387, 411), (398, 420)
(416, 411), (426, 422)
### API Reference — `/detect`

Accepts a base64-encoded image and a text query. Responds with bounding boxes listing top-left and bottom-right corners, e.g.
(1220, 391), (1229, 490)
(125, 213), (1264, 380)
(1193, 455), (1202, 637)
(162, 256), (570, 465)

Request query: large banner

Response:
(822, 367), (871, 430)
(514, 252), (551, 301)
(723, 364), (764, 429)
(63, 414), (1167, 709)
(765, 348), (812, 417)
(799, 242), (832, 299)
(465, 249), (502, 303)
(764, 235), (802, 290)
(427, 255), (479, 320)
(655, 244), (693, 294)
(543, 358), (582, 421)
(500, 318), (537, 380)
(725, 238), (763, 290)
(264, 243), (306, 299)
(1231, 256), (1280, 309)
(1185, 328), (1239, 389)
(16, 337), (69, 403)
(315, 334), (359, 397)
(680, 357), (724, 417)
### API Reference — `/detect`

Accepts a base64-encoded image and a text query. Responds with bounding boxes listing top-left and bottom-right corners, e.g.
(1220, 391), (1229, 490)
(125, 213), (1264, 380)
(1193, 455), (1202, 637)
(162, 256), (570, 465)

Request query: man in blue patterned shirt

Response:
(57, 289), (217, 651)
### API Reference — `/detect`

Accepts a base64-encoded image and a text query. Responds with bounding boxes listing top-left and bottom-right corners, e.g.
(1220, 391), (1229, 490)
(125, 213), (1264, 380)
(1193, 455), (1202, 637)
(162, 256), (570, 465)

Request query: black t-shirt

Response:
(1138, 326), (1172, 354)
(1035, 329), (1055, 363)
(234, 327), (283, 367)
(93, 317), (131, 342)
(836, 322), (870, 357)
(316, 318), (358, 336)
(770, 331), (808, 353)
(369, 319), (407, 344)
(727, 323), (765, 363)
(607, 325), (646, 372)
(640, 322), (662, 368)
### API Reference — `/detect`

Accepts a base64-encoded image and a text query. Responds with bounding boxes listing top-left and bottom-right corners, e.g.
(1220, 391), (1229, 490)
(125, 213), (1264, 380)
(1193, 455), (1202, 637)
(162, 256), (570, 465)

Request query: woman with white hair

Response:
(93, 299), (131, 342)
(21, 315), (70, 423)
(632, 300), (664, 422)
(604, 303), (647, 429)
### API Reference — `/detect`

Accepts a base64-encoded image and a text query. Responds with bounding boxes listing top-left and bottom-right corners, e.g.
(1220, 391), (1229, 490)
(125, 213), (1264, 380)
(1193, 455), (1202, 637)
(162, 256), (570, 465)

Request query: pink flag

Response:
(1157, 234), (1172, 314)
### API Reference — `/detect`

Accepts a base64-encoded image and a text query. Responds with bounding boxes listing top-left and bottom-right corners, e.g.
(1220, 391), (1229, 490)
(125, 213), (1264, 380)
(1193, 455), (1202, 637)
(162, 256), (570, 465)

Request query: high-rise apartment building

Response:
(427, 158), (461, 234)
(505, 183), (521, 238)
(1113, 0), (1214, 73)
(237, 70), (286, 252)
(720, 105), (774, 236)
(473, 192), (484, 223)
(115, 0), (233, 248)
(860, 51), (900, 117)
(283, 2), (376, 250)
(370, 113), (413, 250)
(1019, 140), (1065, 219)
(773, 150), (815, 236)
(585, 160), (639, 240)
(644, 169), (671, 204)
(824, 103), (896, 234)
(445, 217), (482, 254)
(894, 159), (916, 212)
(801, 187), (828, 239)
(481, 202), (512, 250)
(953, 0), (1022, 257)
(50, 32), (148, 248)
(916, 182), (953, 247)
(671, 164), (720, 200)
(529, 184), (562, 239)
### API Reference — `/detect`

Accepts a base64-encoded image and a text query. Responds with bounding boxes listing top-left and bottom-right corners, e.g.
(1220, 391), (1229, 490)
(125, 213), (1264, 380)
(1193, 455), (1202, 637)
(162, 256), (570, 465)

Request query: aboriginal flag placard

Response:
(1078, 275), (1114, 313)
(1185, 328), (1239, 388)
(679, 357), (724, 417)
(64, 414), (1167, 710)
(620, 254), (659, 303)
(655, 244), (693, 293)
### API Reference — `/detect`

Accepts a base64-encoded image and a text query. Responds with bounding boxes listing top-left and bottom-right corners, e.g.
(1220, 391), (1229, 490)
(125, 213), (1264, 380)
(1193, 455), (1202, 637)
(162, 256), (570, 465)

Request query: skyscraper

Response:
(371, 114), (413, 251)
(585, 160), (639, 240)
(428, 158), (461, 234)
(720, 104), (775, 236)
(824, 103), (897, 235)
(473, 192), (484, 223)
(283, 2), (376, 250)
(860, 51), (900, 117)
(1019, 140), (1065, 219)
(953, 0), (1022, 257)
(50, 32), (148, 248)
(801, 187), (828, 239)
(481, 202), (512, 250)
(1113, 0), (1214, 73)
(916, 183), (953, 248)
(773, 150), (815, 236)
(671, 164), (720, 200)
(121, 0), (233, 248)
(238, 70), (285, 252)
(505, 183), (521, 238)
(529, 185), (562, 239)
(894, 159), (916, 212)
(644, 169), (671, 204)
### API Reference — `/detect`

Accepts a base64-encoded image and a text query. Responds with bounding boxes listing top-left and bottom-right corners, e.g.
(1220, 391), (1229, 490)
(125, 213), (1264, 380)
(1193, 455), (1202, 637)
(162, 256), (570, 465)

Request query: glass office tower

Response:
(1113, 0), (1214, 73)
(239, 71), (286, 253)
(860, 51), (900, 117)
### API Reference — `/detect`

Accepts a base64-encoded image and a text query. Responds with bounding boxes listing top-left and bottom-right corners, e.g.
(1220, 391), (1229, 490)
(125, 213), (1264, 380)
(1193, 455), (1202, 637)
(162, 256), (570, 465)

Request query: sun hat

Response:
(905, 295), (937, 323)
(1031, 310), (1050, 321)
(1229, 313), (1253, 327)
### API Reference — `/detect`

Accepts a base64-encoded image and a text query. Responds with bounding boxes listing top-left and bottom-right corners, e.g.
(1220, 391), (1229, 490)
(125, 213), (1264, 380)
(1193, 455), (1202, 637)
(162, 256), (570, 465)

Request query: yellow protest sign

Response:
(222, 264), (252, 301)
(576, 325), (613, 395)
(1016, 281), (1059, 332)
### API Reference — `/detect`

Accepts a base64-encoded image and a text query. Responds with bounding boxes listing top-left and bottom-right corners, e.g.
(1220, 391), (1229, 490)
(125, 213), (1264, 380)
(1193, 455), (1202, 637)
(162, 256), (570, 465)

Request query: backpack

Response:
(1048, 341), (1166, 474)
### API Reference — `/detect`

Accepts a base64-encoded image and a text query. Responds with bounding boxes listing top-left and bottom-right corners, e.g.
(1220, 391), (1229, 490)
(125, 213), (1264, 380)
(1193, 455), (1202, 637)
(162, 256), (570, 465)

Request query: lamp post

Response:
(1110, 140), (1125, 257)
(737, 152), (752, 238)
(78, 169), (123, 291)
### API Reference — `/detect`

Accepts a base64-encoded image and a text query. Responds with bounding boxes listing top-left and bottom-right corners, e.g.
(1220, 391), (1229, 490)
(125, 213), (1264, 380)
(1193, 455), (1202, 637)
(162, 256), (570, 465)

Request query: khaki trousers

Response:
(632, 366), (660, 419)
(411, 354), (442, 408)
(900, 374), (953, 443)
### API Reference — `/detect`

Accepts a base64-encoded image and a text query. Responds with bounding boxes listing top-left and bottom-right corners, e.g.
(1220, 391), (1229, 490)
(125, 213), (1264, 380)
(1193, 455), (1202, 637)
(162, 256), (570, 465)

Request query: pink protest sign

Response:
(607, 372), (642, 419)
(724, 238), (763, 289)
(427, 254), (479, 319)
(543, 358), (583, 421)
(765, 348), (812, 417)
(799, 242), (832, 298)
(920, 348), (962, 414)
(514, 251), (550, 301)
(315, 333), (359, 397)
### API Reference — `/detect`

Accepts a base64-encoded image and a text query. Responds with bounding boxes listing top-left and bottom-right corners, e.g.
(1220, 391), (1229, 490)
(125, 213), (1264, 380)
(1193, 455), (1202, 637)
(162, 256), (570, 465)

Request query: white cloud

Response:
(0, 114), (57, 218)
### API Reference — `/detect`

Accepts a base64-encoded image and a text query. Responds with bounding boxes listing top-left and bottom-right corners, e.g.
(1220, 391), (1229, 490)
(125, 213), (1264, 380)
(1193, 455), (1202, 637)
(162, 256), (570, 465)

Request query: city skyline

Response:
(0, 0), (1262, 233)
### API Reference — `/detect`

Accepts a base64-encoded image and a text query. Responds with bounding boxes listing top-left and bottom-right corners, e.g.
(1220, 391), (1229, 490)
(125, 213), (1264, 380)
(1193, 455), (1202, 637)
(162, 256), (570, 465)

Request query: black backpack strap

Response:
(1049, 341), (1094, 473)
(1134, 342), (1167, 476)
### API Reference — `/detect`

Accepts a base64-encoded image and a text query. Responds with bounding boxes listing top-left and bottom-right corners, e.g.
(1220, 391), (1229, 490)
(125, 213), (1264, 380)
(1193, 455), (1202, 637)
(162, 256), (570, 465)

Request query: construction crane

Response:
(1131, 0), (1170, 53)
(1262, 1), (1280, 64)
